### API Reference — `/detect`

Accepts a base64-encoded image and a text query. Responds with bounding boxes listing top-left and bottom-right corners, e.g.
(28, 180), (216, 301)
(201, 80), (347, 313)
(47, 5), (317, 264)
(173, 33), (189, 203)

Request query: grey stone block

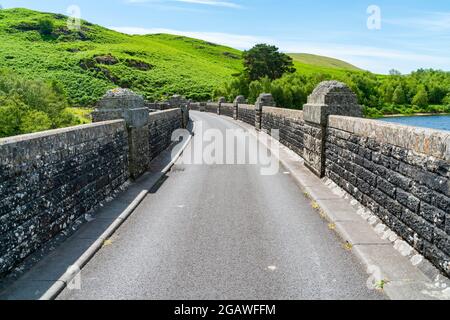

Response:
(124, 108), (149, 128)
(303, 81), (362, 126)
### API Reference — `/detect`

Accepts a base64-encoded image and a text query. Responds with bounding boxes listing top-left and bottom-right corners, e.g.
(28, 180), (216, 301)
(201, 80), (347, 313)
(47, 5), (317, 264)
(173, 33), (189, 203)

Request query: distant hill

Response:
(0, 8), (243, 106)
(0, 8), (364, 107)
(289, 53), (362, 71)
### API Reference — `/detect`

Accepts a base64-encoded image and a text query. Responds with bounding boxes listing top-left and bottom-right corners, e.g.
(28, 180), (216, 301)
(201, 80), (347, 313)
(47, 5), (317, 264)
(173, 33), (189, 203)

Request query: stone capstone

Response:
(303, 81), (362, 125)
(92, 88), (145, 122)
(255, 93), (275, 111)
(169, 95), (188, 108)
(234, 95), (246, 105)
(97, 88), (145, 110)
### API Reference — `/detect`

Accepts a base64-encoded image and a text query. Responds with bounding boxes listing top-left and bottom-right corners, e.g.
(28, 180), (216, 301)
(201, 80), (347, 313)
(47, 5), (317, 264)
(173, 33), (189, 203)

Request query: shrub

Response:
(38, 19), (54, 36)
(20, 110), (52, 133)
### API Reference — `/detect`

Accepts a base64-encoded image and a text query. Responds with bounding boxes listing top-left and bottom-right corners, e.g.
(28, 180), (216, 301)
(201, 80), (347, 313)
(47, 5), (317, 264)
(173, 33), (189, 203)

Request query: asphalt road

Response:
(59, 111), (384, 300)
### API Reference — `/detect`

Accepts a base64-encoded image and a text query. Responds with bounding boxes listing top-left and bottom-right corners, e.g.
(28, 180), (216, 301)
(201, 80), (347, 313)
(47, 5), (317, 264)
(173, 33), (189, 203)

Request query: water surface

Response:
(379, 115), (450, 131)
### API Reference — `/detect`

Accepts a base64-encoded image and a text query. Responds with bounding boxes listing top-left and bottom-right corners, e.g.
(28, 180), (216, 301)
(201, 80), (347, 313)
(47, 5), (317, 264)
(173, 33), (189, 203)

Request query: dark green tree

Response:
(389, 69), (402, 76)
(243, 44), (295, 81)
(412, 85), (429, 107)
(392, 85), (406, 105)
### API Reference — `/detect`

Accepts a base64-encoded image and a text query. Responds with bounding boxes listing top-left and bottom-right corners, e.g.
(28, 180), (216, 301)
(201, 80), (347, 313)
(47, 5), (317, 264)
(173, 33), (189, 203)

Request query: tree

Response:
(38, 19), (54, 36)
(392, 85), (406, 105)
(412, 85), (429, 107)
(389, 69), (402, 76)
(243, 44), (295, 81)
(443, 94), (450, 106)
(0, 69), (76, 137)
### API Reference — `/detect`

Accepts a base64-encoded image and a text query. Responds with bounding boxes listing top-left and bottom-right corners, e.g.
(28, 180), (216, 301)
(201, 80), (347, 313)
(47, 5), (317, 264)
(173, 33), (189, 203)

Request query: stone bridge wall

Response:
(189, 103), (201, 111)
(0, 121), (129, 276)
(205, 103), (219, 114)
(237, 104), (256, 126)
(261, 107), (306, 158)
(220, 103), (234, 118)
(325, 116), (450, 276)
(203, 86), (449, 276)
(0, 90), (189, 277)
(148, 109), (182, 161)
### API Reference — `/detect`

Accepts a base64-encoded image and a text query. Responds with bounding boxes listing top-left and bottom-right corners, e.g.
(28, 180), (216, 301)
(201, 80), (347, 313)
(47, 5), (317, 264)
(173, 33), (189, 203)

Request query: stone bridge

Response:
(0, 82), (449, 300)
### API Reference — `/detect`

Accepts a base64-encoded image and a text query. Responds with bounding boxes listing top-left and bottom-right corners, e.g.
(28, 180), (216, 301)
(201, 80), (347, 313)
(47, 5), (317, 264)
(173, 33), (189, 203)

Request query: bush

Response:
(0, 99), (27, 137)
(38, 19), (54, 36)
(364, 107), (383, 118)
(20, 110), (52, 133)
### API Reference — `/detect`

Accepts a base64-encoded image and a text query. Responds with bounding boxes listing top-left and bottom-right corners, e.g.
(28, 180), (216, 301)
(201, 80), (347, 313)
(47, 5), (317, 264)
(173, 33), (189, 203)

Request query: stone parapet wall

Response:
(0, 121), (129, 276)
(325, 115), (450, 276)
(205, 103), (219, 114)
(261, 108), (306, 157)
(237, 104), (256, 126)
(220, 103), (234, 118)
(193, 85), (448, 277)
(189, 103), (201, 111)
(148, 109), (182, 161)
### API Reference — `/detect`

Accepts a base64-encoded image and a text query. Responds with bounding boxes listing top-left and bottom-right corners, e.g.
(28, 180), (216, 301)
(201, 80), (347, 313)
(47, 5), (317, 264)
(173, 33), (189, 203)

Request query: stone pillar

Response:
(92, 88), (150, 180)
(169, 94), (189, 128)
(124, 108), (150, 179)
(180, 104), (189, 129)
(169, 94), (185, 108)
(302, 81), (362, 177)
(199, 102), (206, 112)
(233, 95), (245, 120)
(255, 93), (275, 131)
(218, 97), (226, 115)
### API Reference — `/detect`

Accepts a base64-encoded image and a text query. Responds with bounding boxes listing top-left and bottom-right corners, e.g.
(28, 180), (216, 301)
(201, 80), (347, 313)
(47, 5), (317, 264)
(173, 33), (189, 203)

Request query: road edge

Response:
(221, 114), (450, 301)
(39, 121), (196, 300)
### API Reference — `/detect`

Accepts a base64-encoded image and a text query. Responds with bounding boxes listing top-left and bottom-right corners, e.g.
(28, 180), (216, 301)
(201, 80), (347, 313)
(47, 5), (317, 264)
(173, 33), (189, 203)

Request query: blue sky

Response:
(1, 0), (449, 74)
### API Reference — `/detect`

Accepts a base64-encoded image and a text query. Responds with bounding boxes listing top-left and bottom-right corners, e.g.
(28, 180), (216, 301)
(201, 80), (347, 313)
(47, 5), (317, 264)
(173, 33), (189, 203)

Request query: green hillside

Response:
(0, 8), (243, 106)
(0, 8), (368, 108)
(289, 53), (361, 71)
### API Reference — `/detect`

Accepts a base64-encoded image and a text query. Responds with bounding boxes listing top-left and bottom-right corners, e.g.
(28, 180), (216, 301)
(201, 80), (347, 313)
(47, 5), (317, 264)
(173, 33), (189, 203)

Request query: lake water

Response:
(379, 115), (450, 131)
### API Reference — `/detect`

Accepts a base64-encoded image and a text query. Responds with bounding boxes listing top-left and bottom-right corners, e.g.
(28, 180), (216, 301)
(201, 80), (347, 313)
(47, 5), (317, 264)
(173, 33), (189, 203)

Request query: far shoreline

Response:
(381, 112), (450, 118)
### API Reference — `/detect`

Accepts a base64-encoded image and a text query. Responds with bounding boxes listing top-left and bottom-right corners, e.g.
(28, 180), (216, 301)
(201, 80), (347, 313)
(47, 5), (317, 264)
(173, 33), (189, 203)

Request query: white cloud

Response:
(385, 12), (450, 32)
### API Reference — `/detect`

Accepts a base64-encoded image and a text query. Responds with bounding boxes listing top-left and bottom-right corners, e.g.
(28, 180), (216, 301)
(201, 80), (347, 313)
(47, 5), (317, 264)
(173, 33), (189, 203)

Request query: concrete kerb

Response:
(223, 114), (450, 300)
(39, 120), (196, 300)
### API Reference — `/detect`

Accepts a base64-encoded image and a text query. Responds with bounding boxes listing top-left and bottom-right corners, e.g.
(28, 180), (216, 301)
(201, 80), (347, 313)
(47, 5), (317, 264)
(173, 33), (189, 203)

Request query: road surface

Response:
(59, 111), (383, 300)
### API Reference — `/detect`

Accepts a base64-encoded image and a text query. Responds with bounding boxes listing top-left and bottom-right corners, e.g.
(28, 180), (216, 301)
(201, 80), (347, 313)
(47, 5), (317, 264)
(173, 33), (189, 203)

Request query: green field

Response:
(289, 53), (362, 71)
(0, 8), (243, 107)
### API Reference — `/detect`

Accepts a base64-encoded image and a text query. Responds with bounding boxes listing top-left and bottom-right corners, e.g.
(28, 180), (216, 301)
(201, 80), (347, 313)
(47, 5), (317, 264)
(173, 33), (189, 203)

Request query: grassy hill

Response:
(0, 8), (365, 108)
(289, 53), (361, 71)
(0, 8), (243, 106)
